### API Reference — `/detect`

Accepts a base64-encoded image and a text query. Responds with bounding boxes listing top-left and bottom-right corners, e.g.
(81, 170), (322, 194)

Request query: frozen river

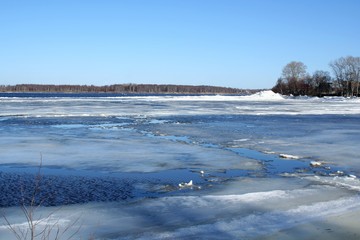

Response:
(1, 91), (360, 239)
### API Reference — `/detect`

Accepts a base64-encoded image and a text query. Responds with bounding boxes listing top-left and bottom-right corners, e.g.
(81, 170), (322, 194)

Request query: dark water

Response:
(0, 147), (348, 207)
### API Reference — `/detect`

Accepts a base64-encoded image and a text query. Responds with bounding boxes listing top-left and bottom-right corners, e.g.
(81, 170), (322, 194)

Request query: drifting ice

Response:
(310, 161), (322, 167)
(279, 154), (300, 159)
(179, 180), (193, 188)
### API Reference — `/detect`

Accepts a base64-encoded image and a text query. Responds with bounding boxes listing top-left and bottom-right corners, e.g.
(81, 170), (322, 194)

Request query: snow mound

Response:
(246, 90), (284, 101)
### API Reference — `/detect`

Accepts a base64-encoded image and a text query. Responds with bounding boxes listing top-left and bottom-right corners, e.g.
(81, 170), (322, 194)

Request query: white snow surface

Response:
(242, 90), (285, 100)
(1, 91), (360, 117)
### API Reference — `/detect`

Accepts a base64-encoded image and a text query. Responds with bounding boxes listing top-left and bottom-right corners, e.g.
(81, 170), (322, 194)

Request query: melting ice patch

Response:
(305, 175), (360, 192)
(3, 187), (355, 239)
(39, 185), (352, 239)
(133, 193), (360, 239)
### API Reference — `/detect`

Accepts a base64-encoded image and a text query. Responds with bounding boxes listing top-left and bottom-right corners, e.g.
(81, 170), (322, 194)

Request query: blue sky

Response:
(1, 0), (359, 89)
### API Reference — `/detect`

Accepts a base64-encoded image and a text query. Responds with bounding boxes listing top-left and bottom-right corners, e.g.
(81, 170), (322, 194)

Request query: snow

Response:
(243, 90), (285, 100)
(2, 92), (360, 117)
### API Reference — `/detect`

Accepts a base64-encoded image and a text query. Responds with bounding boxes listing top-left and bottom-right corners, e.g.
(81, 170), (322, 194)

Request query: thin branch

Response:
(2, 154), (83, 240)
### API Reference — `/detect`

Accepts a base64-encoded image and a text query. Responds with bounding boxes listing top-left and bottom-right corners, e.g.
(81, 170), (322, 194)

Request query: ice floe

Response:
(310, 161), (323, 167)
(178, 180), (194, 188)
(279, 153), (301, 159)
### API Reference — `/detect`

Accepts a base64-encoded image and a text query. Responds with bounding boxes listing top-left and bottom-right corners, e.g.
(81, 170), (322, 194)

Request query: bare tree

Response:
(329, 57), (347, 96)
(347, 56), (360, 96)
(272, 78), (287, 95)
(281, 61), (308, 95)
(311, 70), (332, 96)
(1, 155), (82, 240)
(282, 61), (308, 80)
(272, 56), (360, 97)
(329, 56), (360, 97)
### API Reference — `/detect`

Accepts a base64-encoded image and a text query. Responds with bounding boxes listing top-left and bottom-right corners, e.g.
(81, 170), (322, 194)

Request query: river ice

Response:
(1, 91), (360, 239)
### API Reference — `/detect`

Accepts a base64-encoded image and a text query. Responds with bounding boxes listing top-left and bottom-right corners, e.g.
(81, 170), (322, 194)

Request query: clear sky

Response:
(1, 0), (359, 89)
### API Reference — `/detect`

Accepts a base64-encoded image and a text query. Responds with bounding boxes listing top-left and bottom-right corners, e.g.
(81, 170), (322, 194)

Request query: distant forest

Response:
(0, 84), (250, 94)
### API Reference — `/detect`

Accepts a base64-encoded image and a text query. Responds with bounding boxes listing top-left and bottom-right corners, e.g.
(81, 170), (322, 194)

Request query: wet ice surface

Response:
(1, 92), (360, 239)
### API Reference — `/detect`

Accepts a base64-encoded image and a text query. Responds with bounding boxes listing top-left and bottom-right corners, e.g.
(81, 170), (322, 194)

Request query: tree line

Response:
(272, 56), (360, 97)
(0, 83), (248, 94)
